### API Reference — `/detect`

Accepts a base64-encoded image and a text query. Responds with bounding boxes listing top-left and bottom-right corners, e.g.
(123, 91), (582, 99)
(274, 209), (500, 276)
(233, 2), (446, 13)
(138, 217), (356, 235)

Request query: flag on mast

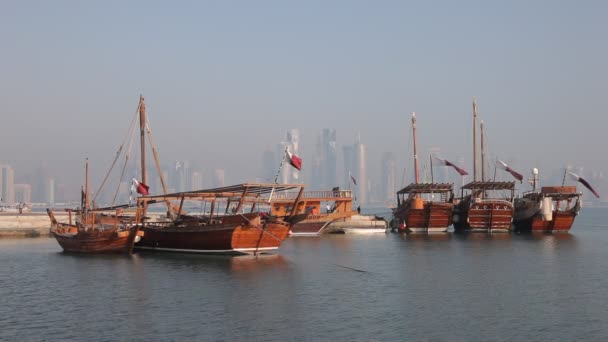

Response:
(432, 156), (469, 176)
(132, 178), (150, 195)
(568, 172), (600, 198)
(496, 160), (523, 182)
(285, 149), (302, 171)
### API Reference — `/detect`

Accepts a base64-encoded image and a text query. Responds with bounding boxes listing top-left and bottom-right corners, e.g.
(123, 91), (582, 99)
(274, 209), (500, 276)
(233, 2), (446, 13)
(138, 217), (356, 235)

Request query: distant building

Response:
(47, 178), (55, 205)
(213, 169), (225, 188)
(0, 165), (15, 204)
(343, 134), (368, 204)
(191, 171), (203, 190)
(311, 129), (337, 189)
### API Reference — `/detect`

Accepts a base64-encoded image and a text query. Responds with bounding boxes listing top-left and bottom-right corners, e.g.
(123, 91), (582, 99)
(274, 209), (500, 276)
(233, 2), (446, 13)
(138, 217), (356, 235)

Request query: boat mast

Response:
(412, 112), (420, 184)
(139, 95), (147, 188)
(480, 120), (485, 181)
(473, 97), (478, 182)
(84, 158), (89, 225)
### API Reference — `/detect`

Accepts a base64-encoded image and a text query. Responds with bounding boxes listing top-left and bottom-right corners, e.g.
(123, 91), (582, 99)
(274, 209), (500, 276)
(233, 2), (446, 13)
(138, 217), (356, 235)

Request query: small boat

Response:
(47, 207), (142, 254)
(135, 183), (305, 255)
(512, 169), (598, 232)
(47, 96), (151, 253)
(391, 112), (459, 233)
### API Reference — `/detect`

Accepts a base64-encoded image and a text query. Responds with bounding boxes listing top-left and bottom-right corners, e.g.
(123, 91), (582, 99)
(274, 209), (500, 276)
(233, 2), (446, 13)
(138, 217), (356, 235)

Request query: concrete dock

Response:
(0, 212), (70, 237)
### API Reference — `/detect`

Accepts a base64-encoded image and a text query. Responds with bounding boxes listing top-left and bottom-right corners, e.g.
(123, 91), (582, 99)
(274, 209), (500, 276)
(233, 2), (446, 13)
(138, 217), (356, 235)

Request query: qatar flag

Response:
(496, 160), (523, 182)
(132, 178), (150, 195)
(286, 150), (302, 171)
(432, 156), (469, 176)
(568, 172), (600, 198)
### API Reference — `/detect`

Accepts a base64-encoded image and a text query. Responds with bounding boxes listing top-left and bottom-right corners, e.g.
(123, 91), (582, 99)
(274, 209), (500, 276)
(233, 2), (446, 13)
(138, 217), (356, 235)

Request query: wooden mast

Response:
(84, 158), (89, 225)
(480, 120), (485, 181)
(139, 95), (147, 188)
(412, 112), (420, 184)
(473, 97), (478, 182)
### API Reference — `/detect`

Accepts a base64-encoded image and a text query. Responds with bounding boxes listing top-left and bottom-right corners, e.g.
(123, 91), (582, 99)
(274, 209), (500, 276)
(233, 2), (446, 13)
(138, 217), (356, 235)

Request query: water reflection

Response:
(399, 232), (451, 242)
(451, 231), (512, 242)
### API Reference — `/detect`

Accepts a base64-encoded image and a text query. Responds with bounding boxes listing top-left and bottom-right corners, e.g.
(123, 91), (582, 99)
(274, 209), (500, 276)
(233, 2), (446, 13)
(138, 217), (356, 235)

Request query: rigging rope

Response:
(111, 106), (139, 206)
(93, 105), (140, 204)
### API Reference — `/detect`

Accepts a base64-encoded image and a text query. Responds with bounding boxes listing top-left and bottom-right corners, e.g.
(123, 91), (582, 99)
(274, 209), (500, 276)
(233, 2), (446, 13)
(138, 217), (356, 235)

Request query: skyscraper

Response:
(47, 178), (55, 205)
(312, 129), (337, 189)
(343, 134), (368, 204)
(0, 165), (15, 205)
(213, 169), (225, 188)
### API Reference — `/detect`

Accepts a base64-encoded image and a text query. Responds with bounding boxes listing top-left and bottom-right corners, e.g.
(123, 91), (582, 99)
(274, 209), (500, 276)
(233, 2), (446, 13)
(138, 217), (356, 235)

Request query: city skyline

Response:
(2, 124), (606, 206)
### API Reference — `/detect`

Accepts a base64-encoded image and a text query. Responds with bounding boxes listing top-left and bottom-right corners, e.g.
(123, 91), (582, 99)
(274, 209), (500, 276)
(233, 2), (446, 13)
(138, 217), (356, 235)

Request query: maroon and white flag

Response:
(132, 178), (150, 195)
(432, 156), (469, 176)
(286, 149), (302, 171)
(568, 172), (600, 198)
(496, 160), (523, 182)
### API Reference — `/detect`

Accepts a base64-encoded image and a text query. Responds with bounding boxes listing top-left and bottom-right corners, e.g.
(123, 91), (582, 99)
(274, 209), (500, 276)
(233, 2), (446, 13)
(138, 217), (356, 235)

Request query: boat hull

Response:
(51, 224), (140, 254)
(512, 192), (580, 232)
(513, 211), (577, 232)
(453, 200), (513, 232)
(136, 214), (290, 255)
(393, 202), (453, 233)
(289, 221), (332, 236)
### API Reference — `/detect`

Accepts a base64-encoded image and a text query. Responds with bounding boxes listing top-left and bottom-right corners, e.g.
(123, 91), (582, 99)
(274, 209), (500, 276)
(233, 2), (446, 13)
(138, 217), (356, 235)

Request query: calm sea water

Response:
(2, 208), (608, 341)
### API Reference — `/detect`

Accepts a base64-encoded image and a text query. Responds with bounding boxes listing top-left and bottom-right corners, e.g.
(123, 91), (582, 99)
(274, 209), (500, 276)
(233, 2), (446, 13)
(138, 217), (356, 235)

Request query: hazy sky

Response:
(1, 0), (607, 190)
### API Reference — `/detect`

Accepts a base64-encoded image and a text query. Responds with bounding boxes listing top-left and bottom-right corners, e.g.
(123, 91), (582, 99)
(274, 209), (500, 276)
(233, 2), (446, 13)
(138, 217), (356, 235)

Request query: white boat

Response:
(341, 227), (387, 234)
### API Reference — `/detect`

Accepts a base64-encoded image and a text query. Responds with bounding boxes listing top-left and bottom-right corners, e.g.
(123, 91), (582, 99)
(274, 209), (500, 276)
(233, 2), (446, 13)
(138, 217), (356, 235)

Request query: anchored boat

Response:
(135, 183), (305, 255)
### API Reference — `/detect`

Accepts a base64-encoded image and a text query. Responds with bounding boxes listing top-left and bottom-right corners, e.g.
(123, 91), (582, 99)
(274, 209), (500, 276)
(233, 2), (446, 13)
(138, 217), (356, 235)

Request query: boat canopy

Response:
(461, 181), (515, 191)
(397, 183), (453, 194)
(139, 183), (305, 202)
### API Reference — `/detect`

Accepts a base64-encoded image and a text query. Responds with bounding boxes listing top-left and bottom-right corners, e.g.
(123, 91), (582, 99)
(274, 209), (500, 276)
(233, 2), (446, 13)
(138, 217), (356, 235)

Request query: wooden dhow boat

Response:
(270, 188), (360, 236)
(391, 112), (462, 233)
(134, 183), (305, 255)
(513, 169), (599, 232)
(47, 159), (144, 254)
(47, 96), (152, 253)
(452, 181), (515, 232)
(453, 98), (517, 232)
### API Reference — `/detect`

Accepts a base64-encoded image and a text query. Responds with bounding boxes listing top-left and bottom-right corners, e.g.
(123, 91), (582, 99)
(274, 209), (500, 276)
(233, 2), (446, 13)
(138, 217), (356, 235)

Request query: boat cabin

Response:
(396, 183), (454, 206)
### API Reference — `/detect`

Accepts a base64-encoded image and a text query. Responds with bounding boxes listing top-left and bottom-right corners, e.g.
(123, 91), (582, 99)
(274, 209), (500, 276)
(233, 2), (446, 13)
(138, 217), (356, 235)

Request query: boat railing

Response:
(269, 190), (352, 201)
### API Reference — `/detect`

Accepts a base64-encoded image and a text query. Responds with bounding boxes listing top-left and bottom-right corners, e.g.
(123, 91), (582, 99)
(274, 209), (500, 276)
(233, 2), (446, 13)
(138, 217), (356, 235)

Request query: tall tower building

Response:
(342, 145), (355, 189)
(213, 169), (225, 188)
(191, 171), (203, 190)
(343, 134), (368, 204)
(47, 178), (55, 205)
(356, 137), (368, 204)
(0, 165), (15, 205)
(311, 129), (337, 189)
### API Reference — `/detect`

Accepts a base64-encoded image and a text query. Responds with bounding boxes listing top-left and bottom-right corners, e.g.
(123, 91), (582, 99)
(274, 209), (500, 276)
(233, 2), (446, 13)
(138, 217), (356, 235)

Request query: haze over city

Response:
(1, 0), (607, 204)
